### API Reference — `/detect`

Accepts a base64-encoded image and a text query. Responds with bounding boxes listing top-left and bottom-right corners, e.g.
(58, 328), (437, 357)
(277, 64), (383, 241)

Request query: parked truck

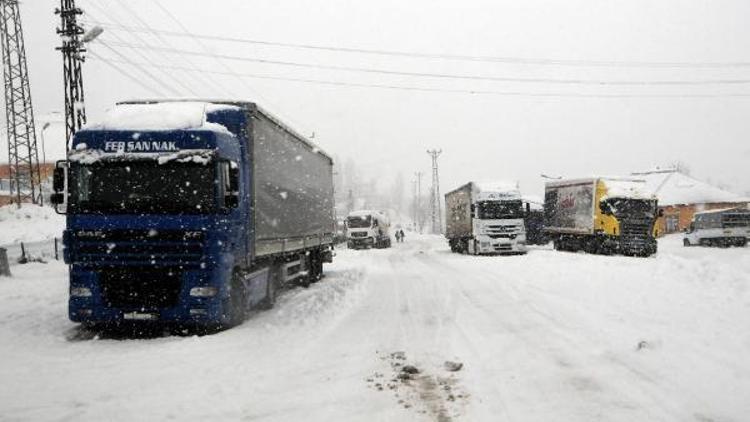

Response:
(544, 177), (659, 256)
(50, 100), (335, 328)
(346, 210), (392, 249)
(445, 181), (527, 255)
(683, 207), (750, 247)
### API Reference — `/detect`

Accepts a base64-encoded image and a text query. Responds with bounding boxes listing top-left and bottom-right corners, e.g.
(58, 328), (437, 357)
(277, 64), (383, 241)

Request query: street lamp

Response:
(40, 122), (51, 165)
(82, 26), (104, 44)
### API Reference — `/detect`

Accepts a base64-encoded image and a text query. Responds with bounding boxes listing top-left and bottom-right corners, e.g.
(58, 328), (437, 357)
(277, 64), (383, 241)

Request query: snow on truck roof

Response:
(85, 102), (234, 135)
(694, 206), (750, 216)
(472, 180), (520, 193)
(115, 99), (332, 162)
(348, 210), (386, 218)
(546, 177), (654, 200)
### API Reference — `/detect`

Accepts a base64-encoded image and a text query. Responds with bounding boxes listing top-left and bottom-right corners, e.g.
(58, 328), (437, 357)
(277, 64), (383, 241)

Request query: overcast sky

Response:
(11, 0), (750, 197)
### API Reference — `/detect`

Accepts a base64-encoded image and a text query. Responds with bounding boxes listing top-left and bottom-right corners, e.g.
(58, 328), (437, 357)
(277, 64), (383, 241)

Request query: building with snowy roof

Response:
(631, 168), (749, 234)
(0, 163), (56, 207)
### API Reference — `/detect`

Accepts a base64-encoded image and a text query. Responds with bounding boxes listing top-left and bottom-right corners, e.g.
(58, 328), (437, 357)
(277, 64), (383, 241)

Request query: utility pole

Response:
(414, 171), (423, 233)
(427, 149), (442, 234)
(411, 179), (417, 231)
(0, 0), (42, 206)
(56, 0), (86, 147)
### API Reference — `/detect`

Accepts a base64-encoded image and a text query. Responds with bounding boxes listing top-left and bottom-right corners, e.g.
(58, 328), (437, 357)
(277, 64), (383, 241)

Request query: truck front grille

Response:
(350, 232), (368, 238)
(99, 268), (182, 310)
(621, 220), (651, 238)
(69, 229), (205, 266)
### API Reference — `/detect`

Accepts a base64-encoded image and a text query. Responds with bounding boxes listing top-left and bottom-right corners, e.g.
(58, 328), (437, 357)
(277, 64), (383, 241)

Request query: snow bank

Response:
(0, 204), (64, 245)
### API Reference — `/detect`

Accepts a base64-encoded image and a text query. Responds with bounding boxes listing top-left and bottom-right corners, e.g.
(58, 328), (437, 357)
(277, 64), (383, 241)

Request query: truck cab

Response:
(50, 101), (334, 328)
(684, 208), (750, 247)
(468, 193), (527, 254)
(445, 182), (527, 255)
(346, 210), (392, 249)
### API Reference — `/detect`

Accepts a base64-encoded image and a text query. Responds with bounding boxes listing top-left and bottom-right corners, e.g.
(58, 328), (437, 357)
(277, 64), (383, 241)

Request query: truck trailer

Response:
(345, 210), (392, 249)
(445, 181), (527, 255)
(544, 177), (660, 256)
(50, 100), (335, 328)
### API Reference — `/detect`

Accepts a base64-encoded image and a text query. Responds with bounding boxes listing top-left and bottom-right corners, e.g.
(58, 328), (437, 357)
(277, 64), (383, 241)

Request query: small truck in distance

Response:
(683, 207), (750, 247)
(346, 210), (392, 249)
(445, 181), (527, 255)
(544, 177), (660, 256)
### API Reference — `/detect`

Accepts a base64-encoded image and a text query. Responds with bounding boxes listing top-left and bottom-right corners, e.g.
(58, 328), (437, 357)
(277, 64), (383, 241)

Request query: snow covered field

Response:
(1, 235), (749, 421)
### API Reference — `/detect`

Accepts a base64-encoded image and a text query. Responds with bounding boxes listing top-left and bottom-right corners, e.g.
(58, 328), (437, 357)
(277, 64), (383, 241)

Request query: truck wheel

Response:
(258, 266), (278, 310)
(683, 239), (691, 247)
(228, 271), (247, 326)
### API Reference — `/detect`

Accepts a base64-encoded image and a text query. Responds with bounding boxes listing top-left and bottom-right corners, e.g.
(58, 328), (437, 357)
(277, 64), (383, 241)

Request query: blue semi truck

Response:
(50, 100), (335, 328)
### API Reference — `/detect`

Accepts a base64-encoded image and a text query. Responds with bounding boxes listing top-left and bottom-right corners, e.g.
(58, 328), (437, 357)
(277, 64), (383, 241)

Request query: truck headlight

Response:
(190, 287), (218, 297)
(70, 287), (92, 297)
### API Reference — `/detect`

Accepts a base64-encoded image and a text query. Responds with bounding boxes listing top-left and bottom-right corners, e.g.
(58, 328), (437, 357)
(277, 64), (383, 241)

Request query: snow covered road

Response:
(1, 235), (749, 421)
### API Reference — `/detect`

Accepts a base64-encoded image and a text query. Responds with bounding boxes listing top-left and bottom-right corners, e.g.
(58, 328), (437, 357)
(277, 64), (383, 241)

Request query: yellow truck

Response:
(544, 177), (661, 256)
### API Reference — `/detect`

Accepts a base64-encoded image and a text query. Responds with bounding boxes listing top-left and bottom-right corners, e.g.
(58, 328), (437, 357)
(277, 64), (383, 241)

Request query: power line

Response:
(87, 20), (750, 69)
(89, 55), (750, 99)
(100, 41), (750, 87)
(146, 0), (317, 139)
(84, 2), (202, 97)
(87, 50), (168, 95)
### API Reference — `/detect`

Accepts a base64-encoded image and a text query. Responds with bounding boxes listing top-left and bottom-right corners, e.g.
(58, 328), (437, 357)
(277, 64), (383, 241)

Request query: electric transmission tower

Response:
(56, 0), (87, 146)
(0, 0), (42, 206)
(414, 171), (423, 233)
(427, 149), (442, 234)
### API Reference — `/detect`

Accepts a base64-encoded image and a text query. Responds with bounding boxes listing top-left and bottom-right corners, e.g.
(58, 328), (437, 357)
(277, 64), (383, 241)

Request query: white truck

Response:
(346, 210), (392, 249)
(445, 181), (527, 255)
(683, 207), (750, 247)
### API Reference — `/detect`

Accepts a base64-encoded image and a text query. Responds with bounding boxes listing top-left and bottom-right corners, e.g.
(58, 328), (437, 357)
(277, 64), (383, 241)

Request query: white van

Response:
(683, 208), (750, 247)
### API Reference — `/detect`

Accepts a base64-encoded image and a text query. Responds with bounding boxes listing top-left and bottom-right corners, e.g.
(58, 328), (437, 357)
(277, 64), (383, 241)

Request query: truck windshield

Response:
(68, 161), (216, 214)
(603, 198), (656, 219)
(347, 216), (372, 228)
(476, 200), (523, 219)
(723, 213), (750, 228)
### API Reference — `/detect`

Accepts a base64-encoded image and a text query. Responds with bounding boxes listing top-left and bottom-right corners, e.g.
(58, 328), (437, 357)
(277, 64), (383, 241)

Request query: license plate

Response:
(123, 312), (157, 321)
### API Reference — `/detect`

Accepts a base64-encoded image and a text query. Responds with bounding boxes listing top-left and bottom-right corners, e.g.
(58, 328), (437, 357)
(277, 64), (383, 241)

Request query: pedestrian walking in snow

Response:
(395, 230), (402, 243)
(398, 229), (406, 243)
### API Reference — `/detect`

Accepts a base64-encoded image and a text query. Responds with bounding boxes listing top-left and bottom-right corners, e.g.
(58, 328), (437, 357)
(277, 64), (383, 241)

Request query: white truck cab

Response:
(445, 181), (527, 255)
(346, 210), (392, 249)
(684, 207), (750, 247)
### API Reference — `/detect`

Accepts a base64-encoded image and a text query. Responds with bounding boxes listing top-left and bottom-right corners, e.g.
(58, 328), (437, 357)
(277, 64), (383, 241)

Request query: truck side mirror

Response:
(50, 161), (68, 212)
(221, 161), (240, 209)
(53, 167), (65, 192)
(50, 193), (64, 205)
(525, 202), (531, 216)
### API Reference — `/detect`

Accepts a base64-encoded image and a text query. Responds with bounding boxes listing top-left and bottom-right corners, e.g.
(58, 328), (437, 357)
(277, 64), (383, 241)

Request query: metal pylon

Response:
(55, 0), (86, 147)
(0, 0), (42, 206)
(427, 149), (442, 234)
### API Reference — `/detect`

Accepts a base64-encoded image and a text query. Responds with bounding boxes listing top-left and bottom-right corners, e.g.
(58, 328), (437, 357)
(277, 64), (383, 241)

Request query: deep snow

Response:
(0, 205), (64, 245)
(0, 235), (749, 421)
